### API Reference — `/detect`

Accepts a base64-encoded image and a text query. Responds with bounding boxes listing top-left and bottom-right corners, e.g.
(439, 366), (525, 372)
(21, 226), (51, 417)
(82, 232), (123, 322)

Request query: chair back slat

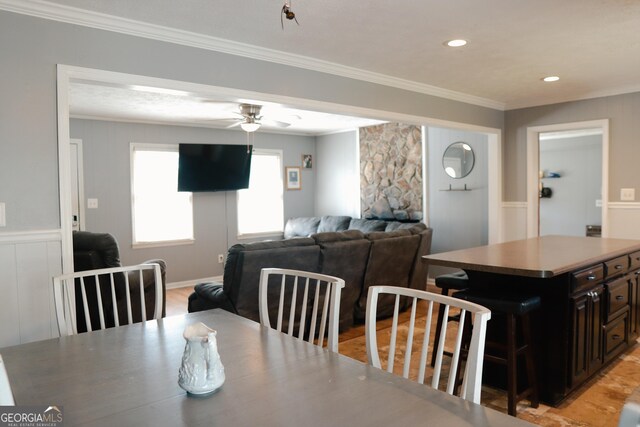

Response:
(139, 269), (146, 322)
(79, 276), (93, 332)
(258, 268), (345, 353)
(308, 282), (319, 344)
(365, 285), (491, 404)
(53, 263), (163, 336)
(299, 278), (310, 340)
(124, 273), (133, 324)
(416, 300), (434, 384)
(110, 273), (119, 327)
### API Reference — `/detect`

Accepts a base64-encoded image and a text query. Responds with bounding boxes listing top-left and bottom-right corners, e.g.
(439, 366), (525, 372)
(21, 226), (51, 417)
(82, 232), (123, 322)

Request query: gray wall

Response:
(70, 119), (315, 283)
(315, 130), (360, 217)
(504, 92), (640, 202)
(0, 10), (503, 233)
(539, 135), (602, 237)
(427, 127), (488, 277)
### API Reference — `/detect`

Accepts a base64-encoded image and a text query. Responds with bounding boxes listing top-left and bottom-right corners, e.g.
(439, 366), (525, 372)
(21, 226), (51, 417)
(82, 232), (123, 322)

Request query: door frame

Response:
(526, 119), (609, 238)
(422, 124), (502, 244)
(70, 138), (86, 232)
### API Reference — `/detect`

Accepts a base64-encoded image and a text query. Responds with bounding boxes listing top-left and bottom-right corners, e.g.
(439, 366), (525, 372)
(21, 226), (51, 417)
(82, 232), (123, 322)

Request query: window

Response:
(131, 143), (194, 246)
(237, 149), (284, 237)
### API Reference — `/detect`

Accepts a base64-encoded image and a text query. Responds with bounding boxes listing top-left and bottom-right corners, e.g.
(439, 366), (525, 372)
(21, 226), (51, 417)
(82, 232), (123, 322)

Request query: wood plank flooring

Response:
(166, 286), (640, 426)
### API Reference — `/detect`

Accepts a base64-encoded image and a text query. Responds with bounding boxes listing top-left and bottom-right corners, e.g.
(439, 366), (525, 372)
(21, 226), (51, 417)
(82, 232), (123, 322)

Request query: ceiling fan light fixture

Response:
(240, 122), (260, 132)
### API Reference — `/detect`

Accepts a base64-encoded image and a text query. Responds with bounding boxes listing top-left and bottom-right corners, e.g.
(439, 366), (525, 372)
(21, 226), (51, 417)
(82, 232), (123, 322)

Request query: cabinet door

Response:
(570, 294), (589, 387)
(588, 286), (604, 373)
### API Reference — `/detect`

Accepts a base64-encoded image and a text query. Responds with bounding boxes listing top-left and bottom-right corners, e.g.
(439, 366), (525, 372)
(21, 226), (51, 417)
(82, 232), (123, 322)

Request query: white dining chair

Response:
(618, 402), (640, 427)
(259, 268), (345, 353)
(0, 354), (15, 406)
(53, 263), (164, 336)
(365, 285), (491, 404)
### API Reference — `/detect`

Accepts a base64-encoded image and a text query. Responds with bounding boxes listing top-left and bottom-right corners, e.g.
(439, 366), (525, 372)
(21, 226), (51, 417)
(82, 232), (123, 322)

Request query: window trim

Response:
(130, 142), (195, 248)
(236, 148), (284, 238)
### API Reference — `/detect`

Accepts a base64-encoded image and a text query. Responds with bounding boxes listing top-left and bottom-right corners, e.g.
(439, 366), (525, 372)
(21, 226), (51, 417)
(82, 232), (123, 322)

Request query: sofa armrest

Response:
(188, 282), (236, 313)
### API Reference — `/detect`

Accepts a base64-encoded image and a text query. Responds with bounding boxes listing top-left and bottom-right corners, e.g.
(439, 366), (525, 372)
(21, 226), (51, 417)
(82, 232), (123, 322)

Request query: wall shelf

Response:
(440, 184), (472, 191)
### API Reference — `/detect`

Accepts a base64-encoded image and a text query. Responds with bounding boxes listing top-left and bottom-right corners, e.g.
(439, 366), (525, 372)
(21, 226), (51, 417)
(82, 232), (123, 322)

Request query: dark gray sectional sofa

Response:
(188, 216), (433, 331)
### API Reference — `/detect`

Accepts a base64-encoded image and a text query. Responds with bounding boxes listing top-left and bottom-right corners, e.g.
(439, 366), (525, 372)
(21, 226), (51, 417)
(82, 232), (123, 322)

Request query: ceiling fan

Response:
(203, 103), (296, 133)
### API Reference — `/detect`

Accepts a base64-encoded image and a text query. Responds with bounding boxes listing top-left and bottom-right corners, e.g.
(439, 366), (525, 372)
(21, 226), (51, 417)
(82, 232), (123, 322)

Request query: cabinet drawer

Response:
(607, 277), (630, 319)
(605, 256), (629, 278)
(630, 251), (640, 271)
(604, 312), (628, 362)
(571, 264), (604, 293)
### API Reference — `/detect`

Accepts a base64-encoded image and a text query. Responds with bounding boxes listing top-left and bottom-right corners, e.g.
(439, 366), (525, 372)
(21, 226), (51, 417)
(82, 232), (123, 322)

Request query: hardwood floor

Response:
(165, 286), (640, 426)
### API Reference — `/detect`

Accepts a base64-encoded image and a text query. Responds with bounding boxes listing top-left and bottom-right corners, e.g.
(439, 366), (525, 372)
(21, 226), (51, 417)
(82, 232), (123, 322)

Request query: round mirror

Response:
(442, 142), (475, 179)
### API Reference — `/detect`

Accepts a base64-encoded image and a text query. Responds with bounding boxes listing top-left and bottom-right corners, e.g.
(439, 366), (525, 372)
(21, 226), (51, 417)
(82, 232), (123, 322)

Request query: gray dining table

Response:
(0, 309), (535, 426)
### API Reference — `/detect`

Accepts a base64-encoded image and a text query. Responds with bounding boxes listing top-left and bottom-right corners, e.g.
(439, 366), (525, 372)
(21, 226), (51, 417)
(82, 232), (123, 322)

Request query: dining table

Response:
(0, 309), (534, 426)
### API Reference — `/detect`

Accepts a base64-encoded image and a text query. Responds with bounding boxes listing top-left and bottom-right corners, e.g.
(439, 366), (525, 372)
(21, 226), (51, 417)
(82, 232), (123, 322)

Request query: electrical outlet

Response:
(621, 188), (635, 201)
(87, 198), (99, 209)
(217, 254), (224, 264)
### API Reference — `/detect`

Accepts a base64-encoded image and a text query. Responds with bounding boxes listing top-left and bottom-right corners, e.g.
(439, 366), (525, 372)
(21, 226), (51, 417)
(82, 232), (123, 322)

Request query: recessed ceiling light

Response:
(445, 39), (467, 47)
(542, 76), (560, 82)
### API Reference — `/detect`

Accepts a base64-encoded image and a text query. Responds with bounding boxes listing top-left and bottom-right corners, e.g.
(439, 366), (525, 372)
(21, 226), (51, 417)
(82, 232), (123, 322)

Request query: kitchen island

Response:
(424, 235), (640, 404)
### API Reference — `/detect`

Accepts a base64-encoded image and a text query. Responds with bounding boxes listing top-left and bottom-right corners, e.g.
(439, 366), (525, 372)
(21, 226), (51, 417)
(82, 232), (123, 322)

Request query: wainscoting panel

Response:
(0, 245), (20, 346)
(0, 230), (63, 348)
(501, 202), (528, 242)
(607, 203), (640, 239)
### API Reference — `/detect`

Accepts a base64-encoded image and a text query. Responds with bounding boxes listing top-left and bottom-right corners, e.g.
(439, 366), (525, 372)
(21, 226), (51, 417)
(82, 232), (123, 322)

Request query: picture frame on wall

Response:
(285, 166), (301, 190)
(302, 154), (313, 169)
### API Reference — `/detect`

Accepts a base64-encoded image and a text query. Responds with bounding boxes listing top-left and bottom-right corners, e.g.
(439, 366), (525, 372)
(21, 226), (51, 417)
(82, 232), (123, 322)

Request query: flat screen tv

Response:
(178, 143), (253, 192)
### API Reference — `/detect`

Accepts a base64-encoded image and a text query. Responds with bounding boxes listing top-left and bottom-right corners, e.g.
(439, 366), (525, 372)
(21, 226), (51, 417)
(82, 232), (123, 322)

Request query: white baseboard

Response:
(166, 275), (223, 290)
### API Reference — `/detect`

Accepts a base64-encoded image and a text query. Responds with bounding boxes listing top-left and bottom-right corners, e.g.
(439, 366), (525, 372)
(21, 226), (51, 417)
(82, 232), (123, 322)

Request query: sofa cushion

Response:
(348, 218), (387, 233)
(366, 229), (412, 240)
(316, 234), (370, 332)
(284, 217), (321, 239)
(317, 215), (351, 233)
(312, 229), (365, 244)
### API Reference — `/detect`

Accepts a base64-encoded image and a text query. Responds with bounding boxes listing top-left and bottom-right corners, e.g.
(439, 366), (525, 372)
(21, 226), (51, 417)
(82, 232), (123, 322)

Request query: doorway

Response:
(526, 120), (609, 238)
(57, 65), (503, 274)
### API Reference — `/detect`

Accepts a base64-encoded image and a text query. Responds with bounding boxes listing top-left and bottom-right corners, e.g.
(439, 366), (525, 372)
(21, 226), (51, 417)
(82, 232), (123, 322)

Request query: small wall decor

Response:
(302, 154), (313, 169)
(286, 166), (301, 190)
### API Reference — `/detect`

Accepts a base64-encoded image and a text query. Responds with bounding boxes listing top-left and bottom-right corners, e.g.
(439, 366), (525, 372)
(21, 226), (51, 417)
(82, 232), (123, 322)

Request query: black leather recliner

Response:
(72, 231), (167, 332)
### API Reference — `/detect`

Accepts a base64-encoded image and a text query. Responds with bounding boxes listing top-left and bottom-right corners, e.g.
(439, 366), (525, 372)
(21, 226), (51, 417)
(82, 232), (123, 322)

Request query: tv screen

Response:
(178, 143), (253, 192)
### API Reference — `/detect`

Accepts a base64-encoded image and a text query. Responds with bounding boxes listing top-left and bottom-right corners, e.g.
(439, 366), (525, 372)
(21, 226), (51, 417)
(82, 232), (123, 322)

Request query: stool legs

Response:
(505, 312), (539, 416)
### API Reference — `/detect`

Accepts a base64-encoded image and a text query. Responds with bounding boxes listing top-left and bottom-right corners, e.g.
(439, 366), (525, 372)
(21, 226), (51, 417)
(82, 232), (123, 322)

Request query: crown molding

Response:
(0, 0), (505, 111)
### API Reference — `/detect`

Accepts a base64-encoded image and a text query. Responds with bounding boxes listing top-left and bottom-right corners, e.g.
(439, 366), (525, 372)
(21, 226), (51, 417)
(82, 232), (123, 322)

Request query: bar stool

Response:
(430, 271), (469, 367)
(453, 289), (540, 416)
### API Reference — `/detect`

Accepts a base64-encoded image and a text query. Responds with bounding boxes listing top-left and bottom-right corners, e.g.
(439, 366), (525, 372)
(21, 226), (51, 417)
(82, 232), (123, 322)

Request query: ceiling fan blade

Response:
(226, 121), (242, 128)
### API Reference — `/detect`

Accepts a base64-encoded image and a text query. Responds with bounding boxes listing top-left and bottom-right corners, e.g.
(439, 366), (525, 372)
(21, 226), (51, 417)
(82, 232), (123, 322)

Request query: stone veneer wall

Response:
(360, 123), (423, 220)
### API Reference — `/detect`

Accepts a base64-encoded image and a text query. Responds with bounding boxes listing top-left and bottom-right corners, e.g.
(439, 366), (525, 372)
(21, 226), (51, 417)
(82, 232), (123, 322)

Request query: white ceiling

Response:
(69, 81), (387, 135)
(19, 0), (640, 131)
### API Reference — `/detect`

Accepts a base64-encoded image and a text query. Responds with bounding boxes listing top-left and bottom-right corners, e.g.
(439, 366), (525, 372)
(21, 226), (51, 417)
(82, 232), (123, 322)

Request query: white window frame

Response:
(130, 142), (194, 248)
(237, 148), (284, 239)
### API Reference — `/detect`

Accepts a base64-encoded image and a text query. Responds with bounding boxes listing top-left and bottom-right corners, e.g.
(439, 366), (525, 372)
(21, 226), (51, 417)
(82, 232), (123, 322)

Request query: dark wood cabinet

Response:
(630, 271), (640, 341)
(569, 285), (603, 387)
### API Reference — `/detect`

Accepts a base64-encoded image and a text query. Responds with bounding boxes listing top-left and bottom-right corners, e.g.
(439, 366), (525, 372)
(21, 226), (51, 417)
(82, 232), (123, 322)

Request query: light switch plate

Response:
(621, 188), (635, 201)
(87, 198), (99, 209)
(0, 202), (5, 227)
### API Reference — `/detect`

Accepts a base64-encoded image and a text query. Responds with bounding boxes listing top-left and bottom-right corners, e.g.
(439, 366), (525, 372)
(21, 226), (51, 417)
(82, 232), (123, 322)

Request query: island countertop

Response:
(423, 235), (640, 278)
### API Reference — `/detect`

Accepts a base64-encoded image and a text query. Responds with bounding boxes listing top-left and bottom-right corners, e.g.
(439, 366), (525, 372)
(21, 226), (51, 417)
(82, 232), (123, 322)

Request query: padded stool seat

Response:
(453, 289), (540, 416)
(435, 271), (469, 290)
(453, 290), (541, 315)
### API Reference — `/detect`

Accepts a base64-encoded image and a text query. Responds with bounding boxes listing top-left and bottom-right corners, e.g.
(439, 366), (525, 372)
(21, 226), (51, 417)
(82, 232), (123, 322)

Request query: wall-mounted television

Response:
(178, 143), (253, 192)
